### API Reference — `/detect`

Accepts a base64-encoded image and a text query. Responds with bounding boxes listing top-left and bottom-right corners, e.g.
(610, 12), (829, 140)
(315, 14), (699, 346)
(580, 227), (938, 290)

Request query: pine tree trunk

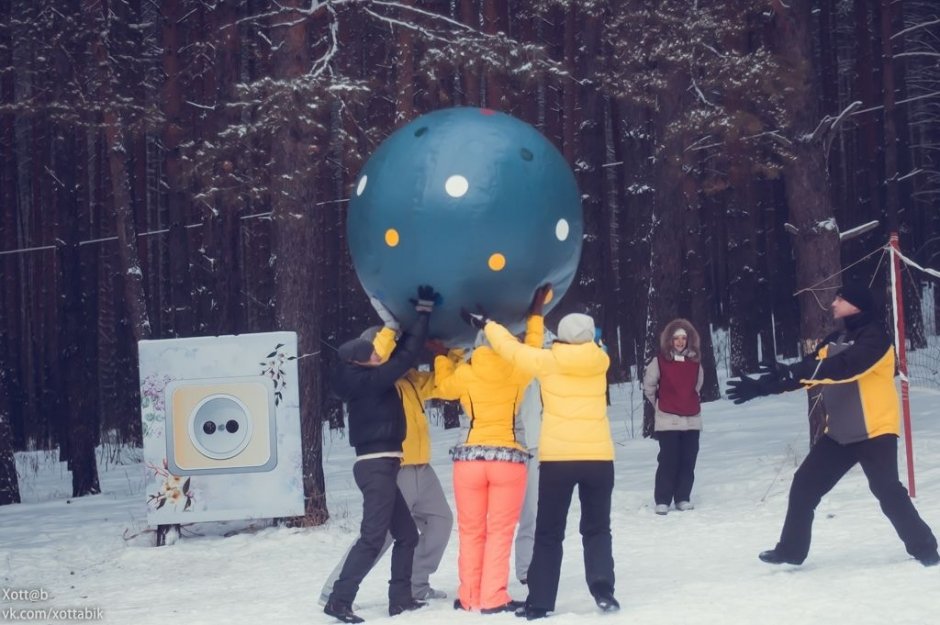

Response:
(853, 0), (883, 228)
(54, 128), (101, 497)
(482, 0), (508, 109)
(460, 0), (481, 105)
(726, 159), (760, 374)
(161, 0), (193, 338)
(85, 0), (152, 344)
(683, 188), (721, 402)
(0, 0), (24, 452)
(772, 0), (842, 442)
(270, 1), (327, 524)
(0, 368), (18, 504)
(396, 0), (415, 123)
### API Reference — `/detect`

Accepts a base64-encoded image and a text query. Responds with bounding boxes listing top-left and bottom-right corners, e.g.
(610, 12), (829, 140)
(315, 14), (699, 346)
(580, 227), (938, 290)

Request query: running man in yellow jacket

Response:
(728, 282), (938, 567)
(475, 308), (619, 619)
(437, 286), (549, 614)
(320, 298), (458, 605)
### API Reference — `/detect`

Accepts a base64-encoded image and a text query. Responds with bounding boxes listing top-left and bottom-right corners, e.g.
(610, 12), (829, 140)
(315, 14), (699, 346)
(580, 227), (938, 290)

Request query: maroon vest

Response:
(657, 354), (701, 417)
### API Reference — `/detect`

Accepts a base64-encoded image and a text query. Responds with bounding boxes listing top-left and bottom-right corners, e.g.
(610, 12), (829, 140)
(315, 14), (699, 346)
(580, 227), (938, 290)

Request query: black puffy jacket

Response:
(332, 313), (429, 456)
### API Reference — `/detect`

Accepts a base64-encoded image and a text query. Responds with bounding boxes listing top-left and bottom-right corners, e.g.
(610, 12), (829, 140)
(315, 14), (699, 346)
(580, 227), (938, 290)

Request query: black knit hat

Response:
(337, 338), (375, 363)
(836, 281), (875, 313)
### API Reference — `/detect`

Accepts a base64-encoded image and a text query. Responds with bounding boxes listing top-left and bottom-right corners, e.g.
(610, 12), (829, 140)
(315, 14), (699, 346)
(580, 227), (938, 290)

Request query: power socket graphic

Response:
(165, 376), (277, 475)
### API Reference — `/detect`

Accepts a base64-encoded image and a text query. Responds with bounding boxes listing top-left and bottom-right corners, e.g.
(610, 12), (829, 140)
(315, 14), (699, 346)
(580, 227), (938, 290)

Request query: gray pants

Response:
(514, 449), (539, 583)
(321, 463), (454, 601)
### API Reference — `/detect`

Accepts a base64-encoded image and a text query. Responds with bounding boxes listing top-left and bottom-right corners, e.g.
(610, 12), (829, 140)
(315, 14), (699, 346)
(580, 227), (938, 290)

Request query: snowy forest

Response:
(1, 0), (939, 522)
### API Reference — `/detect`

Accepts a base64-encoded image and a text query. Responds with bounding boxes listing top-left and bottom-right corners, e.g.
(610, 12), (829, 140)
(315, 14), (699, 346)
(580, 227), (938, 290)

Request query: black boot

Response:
(917, 550), (940, 567)
(758, 549), (802, 565)
(324, 599), (365, 624)
(588, 582), (620, 613)
(481, 600), (525, 614)
(389, 598), (427, 617)
(514, 605), (550, 620)
(454, 599), (468, 611)
(593, 592), (620, 613)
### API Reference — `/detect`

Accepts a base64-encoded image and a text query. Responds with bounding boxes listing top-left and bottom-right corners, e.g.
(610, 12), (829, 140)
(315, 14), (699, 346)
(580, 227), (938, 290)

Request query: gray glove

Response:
(369, 296), (400, 331)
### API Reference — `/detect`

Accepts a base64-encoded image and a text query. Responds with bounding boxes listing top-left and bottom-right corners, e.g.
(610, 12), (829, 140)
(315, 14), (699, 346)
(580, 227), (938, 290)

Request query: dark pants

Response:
(526, 461), (615, 612)
(776, 434), (937, 563)
(330, 457), (419, 605)
(654, 430), (700, 506)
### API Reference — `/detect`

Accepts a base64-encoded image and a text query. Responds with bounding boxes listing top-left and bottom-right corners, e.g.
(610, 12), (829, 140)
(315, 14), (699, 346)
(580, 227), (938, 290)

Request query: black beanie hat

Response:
(338, 338), (375, 363)
(837, 281), (875, 313)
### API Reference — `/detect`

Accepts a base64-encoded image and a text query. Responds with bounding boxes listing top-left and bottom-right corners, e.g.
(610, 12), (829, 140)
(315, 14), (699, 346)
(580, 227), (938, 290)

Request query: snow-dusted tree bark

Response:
(84, 0), (153, 344)
(0, 3), (21, 491)
(160, 0), (193, 338)
(771, 0), (842, 442)
(269, 0), (327, 524)
(0, 373), (18, 504)
(482, 0), (508, 109)
(460, 0), (482, 104)
(725, 156), (760, 373)
(53, 120), (101, 498)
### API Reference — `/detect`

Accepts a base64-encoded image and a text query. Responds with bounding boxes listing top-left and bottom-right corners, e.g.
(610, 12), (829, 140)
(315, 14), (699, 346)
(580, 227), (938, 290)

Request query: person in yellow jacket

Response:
(319, 298), (458, 605)
(473, 309), (619, 619)
(436, 286), (549, 614)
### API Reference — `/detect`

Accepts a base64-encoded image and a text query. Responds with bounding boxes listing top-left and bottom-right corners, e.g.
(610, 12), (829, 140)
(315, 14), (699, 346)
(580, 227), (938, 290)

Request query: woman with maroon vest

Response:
(643, 319), (704, 515)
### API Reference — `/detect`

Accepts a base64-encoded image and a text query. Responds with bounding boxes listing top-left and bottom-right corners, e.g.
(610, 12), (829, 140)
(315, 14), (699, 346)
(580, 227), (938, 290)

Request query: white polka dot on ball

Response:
(356, 175), (368, 196)
(555, 219), (570, 241)
(445, 175), (469, 198)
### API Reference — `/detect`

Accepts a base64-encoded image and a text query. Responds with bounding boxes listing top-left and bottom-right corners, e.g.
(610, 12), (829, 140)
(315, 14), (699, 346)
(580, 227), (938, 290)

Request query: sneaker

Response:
(676, 501), (694, 511)
(389, 599), (427, 617)
(593, 592), (620, 613)
(414, 587), (447, 600)
(323, 600), (365, 624)
(758, 549), (803, 565)
(917, 550), (940, 567)
(514, 605), (550, 620)
(654, 504), (669, 515)
(481, 600), (525, 614)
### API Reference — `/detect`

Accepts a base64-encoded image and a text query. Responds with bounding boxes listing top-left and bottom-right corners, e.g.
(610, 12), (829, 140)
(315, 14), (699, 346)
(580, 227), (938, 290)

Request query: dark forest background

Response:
(1, 0), (939, 521)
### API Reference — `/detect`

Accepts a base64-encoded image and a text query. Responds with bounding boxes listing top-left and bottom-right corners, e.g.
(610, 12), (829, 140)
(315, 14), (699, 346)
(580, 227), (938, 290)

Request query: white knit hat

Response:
(557, 313), (595, 344)
(672, 327), (688, 338)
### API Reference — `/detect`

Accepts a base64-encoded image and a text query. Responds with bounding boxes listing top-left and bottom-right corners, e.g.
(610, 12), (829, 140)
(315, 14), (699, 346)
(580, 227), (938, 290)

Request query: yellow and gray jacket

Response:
(796, 314), (899, 445)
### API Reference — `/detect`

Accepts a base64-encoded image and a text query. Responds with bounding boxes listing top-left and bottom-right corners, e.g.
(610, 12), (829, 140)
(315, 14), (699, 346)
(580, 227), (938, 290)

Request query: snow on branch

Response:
(891, 17), (940, 40)
(839, 220), (880, 242)
(809, 100), (862, 143)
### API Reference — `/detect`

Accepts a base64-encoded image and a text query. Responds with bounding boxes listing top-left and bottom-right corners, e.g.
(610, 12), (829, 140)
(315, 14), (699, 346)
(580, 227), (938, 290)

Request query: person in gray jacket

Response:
(643, 319), (704, 515)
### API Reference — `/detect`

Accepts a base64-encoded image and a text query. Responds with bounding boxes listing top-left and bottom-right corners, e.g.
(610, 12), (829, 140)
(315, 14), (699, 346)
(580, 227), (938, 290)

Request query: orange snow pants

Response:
(452, 460), (527, 610)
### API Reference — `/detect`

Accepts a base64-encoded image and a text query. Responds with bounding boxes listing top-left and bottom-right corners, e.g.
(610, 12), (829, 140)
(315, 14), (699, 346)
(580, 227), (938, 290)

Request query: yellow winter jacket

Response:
(433, 316), (544, 450)
(803, 340), (900, 444)
(484, 320), (614, 461)
(371, 327), (439, 465)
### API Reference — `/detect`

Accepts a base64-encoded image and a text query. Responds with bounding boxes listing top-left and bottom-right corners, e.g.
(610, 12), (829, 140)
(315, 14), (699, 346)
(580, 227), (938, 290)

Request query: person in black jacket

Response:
(728, 282), (939, 568)
(323, 286), (439, 624)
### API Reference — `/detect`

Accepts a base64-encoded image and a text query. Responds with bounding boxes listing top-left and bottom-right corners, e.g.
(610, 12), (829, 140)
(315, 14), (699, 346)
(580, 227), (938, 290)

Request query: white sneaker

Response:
(654, 504), (669, 515)
(677, 501), (694, 511)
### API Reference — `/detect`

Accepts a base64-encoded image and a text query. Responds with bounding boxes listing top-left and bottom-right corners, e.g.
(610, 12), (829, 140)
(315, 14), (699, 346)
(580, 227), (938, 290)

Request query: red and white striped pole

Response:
(889, 233), (916, 497)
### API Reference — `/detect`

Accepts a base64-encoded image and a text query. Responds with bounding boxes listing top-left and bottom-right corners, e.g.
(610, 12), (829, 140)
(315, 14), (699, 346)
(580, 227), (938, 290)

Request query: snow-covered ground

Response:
(3, 384), (939, 625)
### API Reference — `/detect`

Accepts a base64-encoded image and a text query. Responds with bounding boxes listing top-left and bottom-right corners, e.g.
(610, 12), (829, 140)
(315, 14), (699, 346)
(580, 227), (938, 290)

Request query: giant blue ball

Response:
(347, 107), (583, 347)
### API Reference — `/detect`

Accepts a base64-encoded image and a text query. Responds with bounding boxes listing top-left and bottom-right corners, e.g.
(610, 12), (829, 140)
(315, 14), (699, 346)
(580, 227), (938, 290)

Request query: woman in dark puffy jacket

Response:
(643, 318), (704, 515)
